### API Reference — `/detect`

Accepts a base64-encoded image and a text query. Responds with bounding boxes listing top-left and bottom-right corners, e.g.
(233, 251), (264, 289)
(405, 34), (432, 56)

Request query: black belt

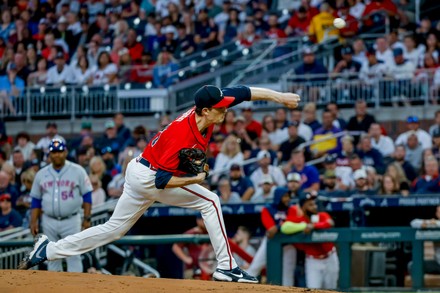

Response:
(47, 213), (78, 221)
(139, 157), (158, 171)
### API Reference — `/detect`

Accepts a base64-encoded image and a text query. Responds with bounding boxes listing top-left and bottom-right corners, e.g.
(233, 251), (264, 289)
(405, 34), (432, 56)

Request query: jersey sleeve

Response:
(261, 207), (276, 230)
(155, 168), (174, 189)
(30, 171), (42, 199)
(221, 85), (251, 108)
(78, 167), (93, 195)
(313, 212), (333, 229)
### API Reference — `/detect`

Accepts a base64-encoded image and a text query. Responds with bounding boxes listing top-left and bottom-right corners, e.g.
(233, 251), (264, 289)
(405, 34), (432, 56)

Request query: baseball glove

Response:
(178, 148), (210, 176)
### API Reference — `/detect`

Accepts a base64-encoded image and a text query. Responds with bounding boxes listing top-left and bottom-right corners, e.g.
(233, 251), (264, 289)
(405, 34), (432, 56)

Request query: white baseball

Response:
(333, 18), (346, 29)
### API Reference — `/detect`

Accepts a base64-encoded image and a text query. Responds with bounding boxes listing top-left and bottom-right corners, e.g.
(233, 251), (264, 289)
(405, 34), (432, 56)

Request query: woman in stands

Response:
(27, 58), (47, 86)
(219, 110), (236, 136)
(379, 174), (401, 196)
(212, 134), (244, 184)
(261, 114), (287, 150)
(92, 51), (118, 86)
(73, 56), (93, 85)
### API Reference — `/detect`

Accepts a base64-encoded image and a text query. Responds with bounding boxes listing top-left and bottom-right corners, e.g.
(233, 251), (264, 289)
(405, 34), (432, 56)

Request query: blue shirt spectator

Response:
(290, 150), (320, 192)
(229, 164), (255, 201)
(0, 193), (23, 231)
(357, 135), (385, 174)
(0, 64), (25, 99)
(153, 51), (179, 88)
(294, 48), (328, 82)
(411, 156), (440, 194)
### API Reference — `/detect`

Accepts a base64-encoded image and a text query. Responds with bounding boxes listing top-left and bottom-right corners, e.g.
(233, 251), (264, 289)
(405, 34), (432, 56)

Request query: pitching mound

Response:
(0, 270), (337, 293)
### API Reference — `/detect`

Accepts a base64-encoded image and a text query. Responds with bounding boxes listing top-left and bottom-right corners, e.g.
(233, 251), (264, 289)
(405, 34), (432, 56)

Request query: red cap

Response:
(0, 193), (11, 201)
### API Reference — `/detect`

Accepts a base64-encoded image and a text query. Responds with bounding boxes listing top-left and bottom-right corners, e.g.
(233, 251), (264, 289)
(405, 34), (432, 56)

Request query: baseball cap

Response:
(81, 121), (92, 130)
(303, 47), (314, 55)
(39, 18), (48, 25)
(105, 120), (115, 129)
(240, 101), (253, 111)
(46, 122), (57, 129)
(194, 85), (235, 109)
(407, 116), (419, 123)
(341, 46), (354, 55)
(0, 193), (11, 201)
(298, 191), (317, 207)
(260, 174), (273, 185)
(49, 139), (66, 152)
(55, 51), (65, 60)
(163, 25), (176, 35)
(58, 16), (67, 24)
(324, 169), (337, 179)
(101, 146), (113, 155)
(230, 164), (241, 171)
(287, 172), (301, 182)
(234, 116), (245, 123)
(433, 128), (440, 138)
(257, 150), (271, 160)
(8, 62), (17, 71)
(353, 169), (367, 180)
(324, 154), (337, 164)
(393, 48), (404, 57)
(288, 120), (299, 128)
(366, 46), (376, 56)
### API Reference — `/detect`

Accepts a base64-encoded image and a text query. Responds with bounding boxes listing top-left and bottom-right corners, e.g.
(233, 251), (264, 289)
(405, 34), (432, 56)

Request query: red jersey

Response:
(143, 108), (213, 175)
(287, 205), (335, 257)
(362, 0), (397, 27)
(246, 120), (262, 137)
(177, 226), (209, 269)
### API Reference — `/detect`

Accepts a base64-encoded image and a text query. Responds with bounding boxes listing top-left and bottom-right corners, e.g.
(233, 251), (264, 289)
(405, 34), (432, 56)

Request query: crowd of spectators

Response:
(3, 99), (440, 232)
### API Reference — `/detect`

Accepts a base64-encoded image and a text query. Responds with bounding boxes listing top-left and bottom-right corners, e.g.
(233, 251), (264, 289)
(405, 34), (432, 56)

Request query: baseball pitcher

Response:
(19, 85), (300, 283)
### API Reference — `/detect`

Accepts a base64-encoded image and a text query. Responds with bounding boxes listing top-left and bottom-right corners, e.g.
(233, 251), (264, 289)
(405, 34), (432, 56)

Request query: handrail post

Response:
(26, 87), (31, 123)
(71, 86), (75, 121)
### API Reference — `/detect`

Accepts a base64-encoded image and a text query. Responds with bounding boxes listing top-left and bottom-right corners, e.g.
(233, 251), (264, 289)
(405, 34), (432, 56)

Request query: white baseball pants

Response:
(305, 251), (339, 289)
(246, 236), (297, 286)
(46, 158), (237, 270)
(42, 213), (83, 272)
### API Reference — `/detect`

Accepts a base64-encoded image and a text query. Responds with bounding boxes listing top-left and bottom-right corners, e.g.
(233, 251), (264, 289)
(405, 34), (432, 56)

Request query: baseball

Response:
(333, 18), (346, 29)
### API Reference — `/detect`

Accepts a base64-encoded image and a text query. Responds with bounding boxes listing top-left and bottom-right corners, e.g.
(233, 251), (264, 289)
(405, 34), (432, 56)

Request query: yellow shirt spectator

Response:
(309, 11), (339, 43)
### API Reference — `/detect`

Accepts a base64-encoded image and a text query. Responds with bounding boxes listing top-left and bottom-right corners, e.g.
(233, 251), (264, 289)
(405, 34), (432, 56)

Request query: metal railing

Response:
(281, 70), (439, 107)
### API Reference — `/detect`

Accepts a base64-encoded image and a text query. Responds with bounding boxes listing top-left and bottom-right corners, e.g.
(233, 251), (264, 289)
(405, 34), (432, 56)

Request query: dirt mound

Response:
(0, 270), (337, 293)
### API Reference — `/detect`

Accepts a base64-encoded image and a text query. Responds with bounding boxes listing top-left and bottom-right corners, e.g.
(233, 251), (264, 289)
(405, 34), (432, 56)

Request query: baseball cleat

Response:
(213, 267), (259, 283)
(17, 234), (49, 270)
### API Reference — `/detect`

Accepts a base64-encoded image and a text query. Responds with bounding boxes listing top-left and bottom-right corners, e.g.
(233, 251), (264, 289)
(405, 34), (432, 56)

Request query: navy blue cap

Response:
(298, 191), (317, 207)
(288, 120), (299, 127)
(55, 51), (65, 59)
(101, 146), (113, 155)
(194, 85), (235, 109)
(324, 153), (337, 164)
(407, 116), (419, 123)
(341, 46), (354, 55)
(393, 48), (403, 57)
(49, 139), (66, 152)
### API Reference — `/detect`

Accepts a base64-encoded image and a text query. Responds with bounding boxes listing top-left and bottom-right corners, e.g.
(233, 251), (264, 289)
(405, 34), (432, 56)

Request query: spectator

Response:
(403, 35), (421, 67)
(266, 13), (287, 43)
(352, 38), (367, 65)
(13, 53), (30, 84)
(379, 174), (401, 196)
(218, 8), (243, 44)
(251, 175), (276, 203)
(322, 154), (353, 190)
(96, 120), (123, 157)
(0, 10), (15, 42)
(412, 156), (440, 194)
(89, 174), (106, 208)
(0, 63), (24, 114)
(369, 123), (394, 159)
(101, 146), (121, 178)
(213, 134), (244, 183)
(126, 29), (144, 62)
(160, 25), (178, 54)
(250, 150), (286, 188)
(113, 113), (131, 143)
(336, 135), (357, 167)
(357, 134), (385, 173)
(333, 46), (362, 80)
(241, 103), (262, 138)
(395, 116), (432, 150)
(275, 108), (289, 130)
(0, 193), (22, 231)
(231, 226), (256, 269)
(262, 114), (287, 148)
(286, 172), (302, 198)
(233, 116), (257, 158)
(289, 149), (320, 192)
(229, 164), (255, 201)
(308, 3), (338, 43)
(33, 18), (48, 42)
(16, 169), (35, 226)
(321, 170), (347, 197)
(302, 102), (322, 132)
(349, 169), (376, 196)
(290, 109), (313, 141)
(334, 3), (358, 39)
(388, 47), (416, 103)
(248, 137), (278, 168)
(36, 122), (65, 155)
(72, 55), (93, 85)
(27, 58), (48, 86)
(217, 178), (242, 204)
(46, 51), (75, 85)
(89, 156), (112, 196)
(312, 110), (342, 157)
(361, 0), (397, 33)
(239, 22), (260, 47)
(385, 162), (411, 195)
(0, 171), (18, 209)
(278, 121), (306, 164)
(346, 100), (376, 144)
(403, 132), (424, 172)
(174, 23), (196, 58)
(152, 50), (179, 88)
(11, 150), (25, 188)
(285, 6), (313, 37)
(375, 36), (395, 68)
(429, 110), (440, 137)
(194, 8), (219, 50)
(423, 33), (440, 65)
(294, 49), (328, 102)
(14, 132), (34, 162)
(392, 145), (418, 182)
(432, 129), (440, 161)
(91, 51), (118, 85)
(366, 166), (381, 191)
(326, 102), (347, 130)
(219, 110), (236, 136)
